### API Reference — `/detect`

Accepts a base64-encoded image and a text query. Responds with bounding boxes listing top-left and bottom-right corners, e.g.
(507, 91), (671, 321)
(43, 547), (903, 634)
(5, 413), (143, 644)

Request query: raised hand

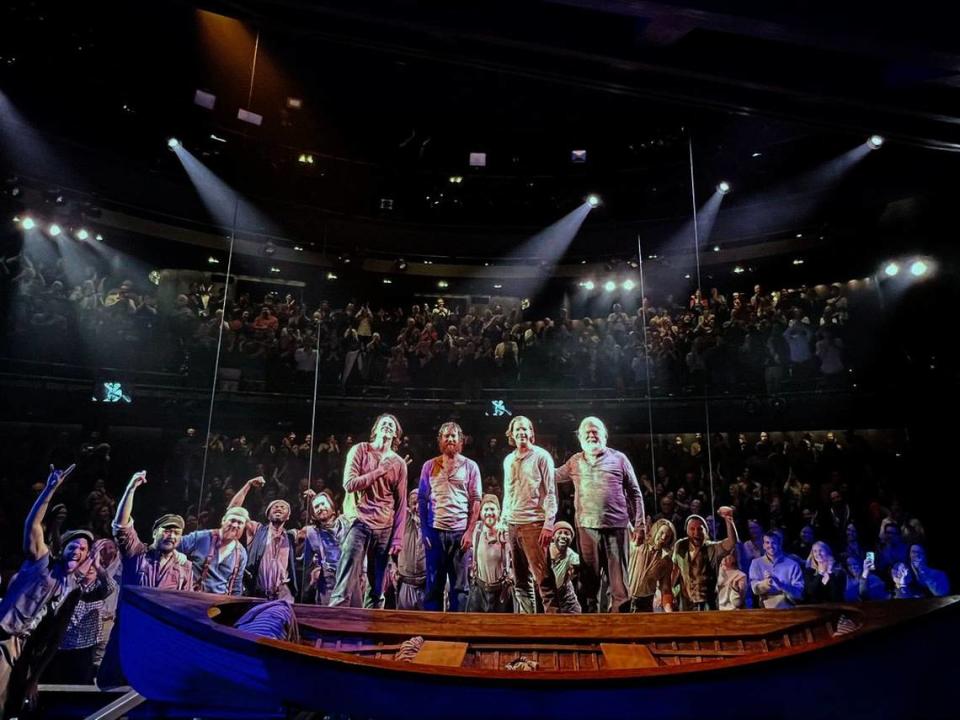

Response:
(128, 470), (148, 489)
(249, 476), (266, 489)
(46, 464), (77, 490)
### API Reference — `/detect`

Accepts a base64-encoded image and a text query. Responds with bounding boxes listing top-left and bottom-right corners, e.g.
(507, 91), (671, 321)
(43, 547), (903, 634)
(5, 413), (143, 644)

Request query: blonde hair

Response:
(505, 416), (535, 447)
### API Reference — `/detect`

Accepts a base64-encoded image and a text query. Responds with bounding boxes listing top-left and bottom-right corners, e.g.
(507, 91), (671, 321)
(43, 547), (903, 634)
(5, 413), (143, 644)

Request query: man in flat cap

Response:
(112, 470), (192, 590)
(228, 476), (299, 600)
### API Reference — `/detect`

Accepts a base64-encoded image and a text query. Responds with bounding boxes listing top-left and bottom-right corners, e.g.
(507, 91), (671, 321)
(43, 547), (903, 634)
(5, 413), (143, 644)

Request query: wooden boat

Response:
(119, 587), (960, 719)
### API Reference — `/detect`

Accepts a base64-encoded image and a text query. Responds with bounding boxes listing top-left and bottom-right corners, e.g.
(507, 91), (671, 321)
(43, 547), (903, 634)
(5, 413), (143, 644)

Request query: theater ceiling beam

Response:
(211, 0), (960, 150)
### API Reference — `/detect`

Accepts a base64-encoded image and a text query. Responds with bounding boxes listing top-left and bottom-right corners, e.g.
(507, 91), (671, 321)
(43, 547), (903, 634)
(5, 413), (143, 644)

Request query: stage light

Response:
(269, 266), (281, 273)
(208, 256), (220, 265)
(395, 259), (408, 272)
(752, 152), (762, 158)
(383, 278), (393, 284)
(603, 280), (617, 292)
(237, 108), (263, 126)
(867, 135), (885, 150)
(167, 137), (180, 149)
(684, 274), (691, 279)
(326, 272), (338, 280)
(713, 245), (720, 252)
(286, 97), (303, 110)
(76, 229), (89, 240)
(95, 234), (103, 242)
(571, 149), (587, 163)
(293, 245), (303, 252)
(48, 223), (62, 236)
(793, 259), (805, 265)
(298, 153), (314, 165)
(194, 89), (216, 110)
(910, 260), (928, 277)
(437, 280), (449, 288)
(21, 217), (35, 230)
(884, 262), (899, 277)
(449, 176), (463, 184)
(622, 279), (636, 291)
(733, 266), (745, 274)
(493, 284), (503, 289)
(586, 194), (601, 208)
(717, 181), (731, 195)
(580, 280), (595, 290)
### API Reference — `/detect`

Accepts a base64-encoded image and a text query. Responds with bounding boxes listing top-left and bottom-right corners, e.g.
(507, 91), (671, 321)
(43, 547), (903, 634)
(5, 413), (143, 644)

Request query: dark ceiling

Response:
(1, 0), (958, 267)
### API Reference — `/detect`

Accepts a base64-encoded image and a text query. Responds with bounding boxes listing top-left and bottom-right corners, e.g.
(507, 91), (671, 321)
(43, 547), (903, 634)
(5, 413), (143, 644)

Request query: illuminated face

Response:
(62, 538), (90, 571)
(846, 557), (862, 576)
(481, 502), (500, 528)
(800, 526), (815, 543)
(153, 526), (183, 552)
(578, 421), (606, 455)
(268, 502), (291, 524)
(312, 494), (334, 522)
(763, 534), (782, 560)
(373, 416), (398, 446)
(687, 518), (706, 545)
(440, 426), (463, 456)
(812, 543), (830, 567)
(653, 524), (674, 550)
(221, 512), (247, 541)
(511, 419), (533, 449)
(553, 528), (573, 550)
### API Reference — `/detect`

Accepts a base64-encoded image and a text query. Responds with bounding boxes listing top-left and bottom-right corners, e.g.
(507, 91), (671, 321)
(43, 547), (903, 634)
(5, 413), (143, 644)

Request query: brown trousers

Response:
(508, 523), (559, 613)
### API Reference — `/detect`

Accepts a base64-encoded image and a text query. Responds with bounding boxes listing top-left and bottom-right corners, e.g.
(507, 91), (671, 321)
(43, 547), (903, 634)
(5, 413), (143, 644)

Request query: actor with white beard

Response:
(555, 416), (644, 612)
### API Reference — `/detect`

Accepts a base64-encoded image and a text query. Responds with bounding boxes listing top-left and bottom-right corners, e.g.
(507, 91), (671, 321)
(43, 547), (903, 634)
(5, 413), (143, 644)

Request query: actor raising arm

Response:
(228, 477), (299, 601)
(555, 416), (644, 612)
(1, 465), (112, 717)
(112, 470), (192, 590)
(672, 507), (739, 611)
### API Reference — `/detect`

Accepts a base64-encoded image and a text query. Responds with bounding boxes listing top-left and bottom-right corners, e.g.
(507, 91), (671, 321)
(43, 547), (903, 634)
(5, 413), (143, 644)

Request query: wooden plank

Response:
(411, 641), (469, 667)
(651, 649), (749, 658)
(294, 602), (845, 642)
(601, 643), (659, 669)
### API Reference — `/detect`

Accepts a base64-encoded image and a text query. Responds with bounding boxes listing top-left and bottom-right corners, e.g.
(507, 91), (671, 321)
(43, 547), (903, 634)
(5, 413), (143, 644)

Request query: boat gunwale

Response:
(122, 587), (959, 685)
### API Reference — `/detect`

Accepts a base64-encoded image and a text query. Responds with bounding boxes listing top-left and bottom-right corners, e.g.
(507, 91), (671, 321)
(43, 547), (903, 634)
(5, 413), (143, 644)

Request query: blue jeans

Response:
(330, 520), (393, 608)
(424, 527), (467, 611)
